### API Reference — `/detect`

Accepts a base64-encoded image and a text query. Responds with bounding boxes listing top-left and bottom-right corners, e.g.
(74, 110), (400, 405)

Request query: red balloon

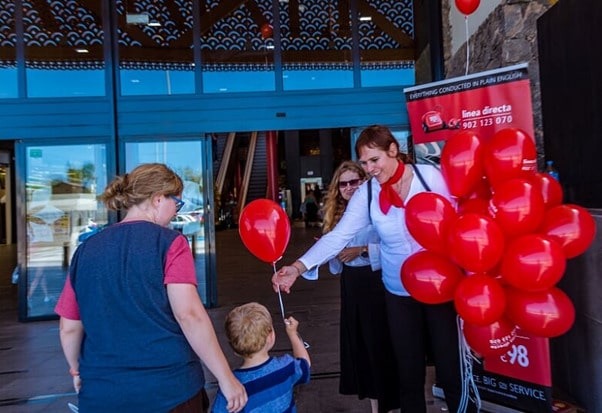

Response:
(501, 234), (566, 292)
(239, 199), (290, 263)
(489, 178), (545, 239)
(458, 197), (490, 216)
(447, 213), (505, 272)
(400, 250), (465, 304)
(505, 287), (575, 337)
(455, 273), (506, 326)
(539, 204), (596, 258)
(526, 173), (563, 208)
(405, 192), (457, 256)
(462, 317), (517, 357)
(441, 131), (485, 198)
(457, 177), (492, 215)
(483, 128), (537, 189)
(260, 23), (273, 39)
(455, 0), (480, 15)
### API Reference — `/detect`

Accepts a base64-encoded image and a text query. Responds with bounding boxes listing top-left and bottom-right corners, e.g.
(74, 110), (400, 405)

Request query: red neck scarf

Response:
(379, 161), (406, 214)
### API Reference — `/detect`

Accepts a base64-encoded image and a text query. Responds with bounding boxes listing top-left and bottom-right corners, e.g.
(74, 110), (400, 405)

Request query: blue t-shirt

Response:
(212, 355), (310, 413)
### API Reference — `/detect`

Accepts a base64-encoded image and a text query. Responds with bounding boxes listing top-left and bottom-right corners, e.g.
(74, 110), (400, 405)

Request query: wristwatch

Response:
(360, 246), (369, 258)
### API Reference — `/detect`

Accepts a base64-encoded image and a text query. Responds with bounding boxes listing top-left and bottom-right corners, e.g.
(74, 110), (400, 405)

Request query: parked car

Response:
(169, 214), (201, 236)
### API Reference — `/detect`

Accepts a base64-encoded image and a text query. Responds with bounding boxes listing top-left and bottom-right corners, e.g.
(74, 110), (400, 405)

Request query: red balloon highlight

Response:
(462, 317), (517, 357)
(505, 287), (576, 338)
(239, 199), (290, 264)
(405, 192), (457, 256)
(400, 250), (465, 304)
(483, 128), (537, 189)
(526, 172), (563, 209)
(455, 0), (481, 15)
(489, 178), (545, 239)
(454, 273), (506, 326)
(441, 130), (485, 198)
(501, 234), (566, 292)
(539, 204), (596, 258)
(447, 213), (505, 273)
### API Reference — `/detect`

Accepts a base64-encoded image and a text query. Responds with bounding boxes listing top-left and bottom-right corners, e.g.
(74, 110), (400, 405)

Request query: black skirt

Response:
(338, 265), (400, 412)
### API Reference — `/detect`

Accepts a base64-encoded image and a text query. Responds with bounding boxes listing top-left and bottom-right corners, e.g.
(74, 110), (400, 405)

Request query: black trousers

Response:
(384, 291), (476, 413)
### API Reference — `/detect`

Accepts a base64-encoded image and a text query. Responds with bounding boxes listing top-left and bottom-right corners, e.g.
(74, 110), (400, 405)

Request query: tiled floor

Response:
(0, 226), (449, 413)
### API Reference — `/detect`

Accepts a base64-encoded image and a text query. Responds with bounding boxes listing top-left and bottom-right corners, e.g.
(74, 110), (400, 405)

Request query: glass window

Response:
(281, 0), (353, 90)
(359, 0), (415, 87)
(200, 0), (275, 93)
(0, 1), (18, 98)
(25, 143), (108, 318)
(117, 0), (195, 96)
(24, 0), (105, 97)
(125, 139), (211, 303)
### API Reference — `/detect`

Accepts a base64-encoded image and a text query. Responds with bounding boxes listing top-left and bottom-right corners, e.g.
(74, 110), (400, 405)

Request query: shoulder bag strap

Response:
(410, 163), (431, 192)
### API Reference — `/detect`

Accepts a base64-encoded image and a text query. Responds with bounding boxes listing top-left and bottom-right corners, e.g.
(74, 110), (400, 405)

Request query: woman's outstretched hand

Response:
(272, 265), (300, 294)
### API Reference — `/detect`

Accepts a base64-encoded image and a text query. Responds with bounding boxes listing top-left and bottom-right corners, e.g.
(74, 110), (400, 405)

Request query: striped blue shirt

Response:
(212, 355), (310, 413)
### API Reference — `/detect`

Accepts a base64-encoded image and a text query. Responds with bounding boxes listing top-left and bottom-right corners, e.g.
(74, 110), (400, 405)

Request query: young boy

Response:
(211, 302), (311, 412)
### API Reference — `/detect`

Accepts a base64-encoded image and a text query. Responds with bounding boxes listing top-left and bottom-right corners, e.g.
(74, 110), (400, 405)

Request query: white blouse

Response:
(298, 164), (454, 296)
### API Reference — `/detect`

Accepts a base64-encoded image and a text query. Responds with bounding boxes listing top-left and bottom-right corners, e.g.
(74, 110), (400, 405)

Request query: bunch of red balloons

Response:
(401, 127), (596, 357)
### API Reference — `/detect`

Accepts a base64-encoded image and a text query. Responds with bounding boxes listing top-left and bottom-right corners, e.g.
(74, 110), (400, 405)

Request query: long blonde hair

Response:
(322, 161), (367, 233)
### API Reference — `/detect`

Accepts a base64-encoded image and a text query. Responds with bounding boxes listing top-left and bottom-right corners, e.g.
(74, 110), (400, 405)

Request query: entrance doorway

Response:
(0, 147), (17, 312)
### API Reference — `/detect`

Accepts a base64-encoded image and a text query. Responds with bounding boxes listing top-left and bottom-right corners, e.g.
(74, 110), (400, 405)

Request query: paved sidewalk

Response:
(0, 226), (448, 413)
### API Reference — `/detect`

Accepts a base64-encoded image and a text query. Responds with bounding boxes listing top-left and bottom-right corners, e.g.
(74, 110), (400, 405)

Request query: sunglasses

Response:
(338, 178), (361, 189)
(169, 195), (185, 213)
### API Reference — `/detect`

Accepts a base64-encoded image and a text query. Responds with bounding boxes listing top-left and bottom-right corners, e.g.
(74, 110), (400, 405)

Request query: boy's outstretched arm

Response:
(284, 316), (311, 366)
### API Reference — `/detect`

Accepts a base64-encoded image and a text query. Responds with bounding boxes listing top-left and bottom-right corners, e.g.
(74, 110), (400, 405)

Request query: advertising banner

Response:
(405, 64), (553, 412)
(404, 63), (534, 145)
(473, 329), (553, 412)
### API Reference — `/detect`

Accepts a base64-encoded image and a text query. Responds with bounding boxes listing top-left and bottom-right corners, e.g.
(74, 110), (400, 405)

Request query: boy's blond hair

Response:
(225, 302), (274, 357)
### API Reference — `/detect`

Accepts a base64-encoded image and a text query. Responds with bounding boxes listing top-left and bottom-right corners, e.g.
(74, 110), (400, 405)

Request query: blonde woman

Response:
(306, 160), (399, 413)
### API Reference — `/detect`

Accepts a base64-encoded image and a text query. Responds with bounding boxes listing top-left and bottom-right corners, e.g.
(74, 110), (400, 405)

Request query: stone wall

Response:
(441, 0), (553, 166)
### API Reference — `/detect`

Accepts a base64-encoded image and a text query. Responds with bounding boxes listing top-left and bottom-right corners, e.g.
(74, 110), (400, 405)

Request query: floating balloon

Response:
(447, 213), (505, 273)
(440, 130), (484, 198)
(501, 234), (566, 292)
(405, 192), (457, 256)
(400, 250), (465, 304)
(526, 172), (563, 209)
(239, 199), (290, 264)
(462, 317), (517, 357)
(489, 178), (545, 239)
(454, 273), (506, 326)
(483, 128), (537, 189)
(455, 0), (481, 15)
(539, 204), (596, 258)
(260, 23), (273, 39)
(505, 287), (575, 338)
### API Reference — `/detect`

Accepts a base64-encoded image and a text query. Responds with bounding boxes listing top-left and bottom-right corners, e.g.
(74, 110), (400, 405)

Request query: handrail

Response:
(238, 131), (257, 210)
(215, 132), (236, 197)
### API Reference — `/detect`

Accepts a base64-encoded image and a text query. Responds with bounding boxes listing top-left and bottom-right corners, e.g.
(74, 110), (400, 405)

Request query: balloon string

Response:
(457, 316), (482, 412)
(273, 262), (286, 320)
(277, 289), (286, 320)
(465, 15), (470, 76)
(273, 262), (310, 349)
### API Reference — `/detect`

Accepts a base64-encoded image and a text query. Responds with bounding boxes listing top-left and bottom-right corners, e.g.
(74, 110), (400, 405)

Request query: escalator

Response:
(213, 132), (268, 229)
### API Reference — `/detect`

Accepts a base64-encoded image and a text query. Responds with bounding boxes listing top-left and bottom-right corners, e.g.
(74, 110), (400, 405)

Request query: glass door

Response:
(16, 142), (111, 320)
(124, 137), (216, 306)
